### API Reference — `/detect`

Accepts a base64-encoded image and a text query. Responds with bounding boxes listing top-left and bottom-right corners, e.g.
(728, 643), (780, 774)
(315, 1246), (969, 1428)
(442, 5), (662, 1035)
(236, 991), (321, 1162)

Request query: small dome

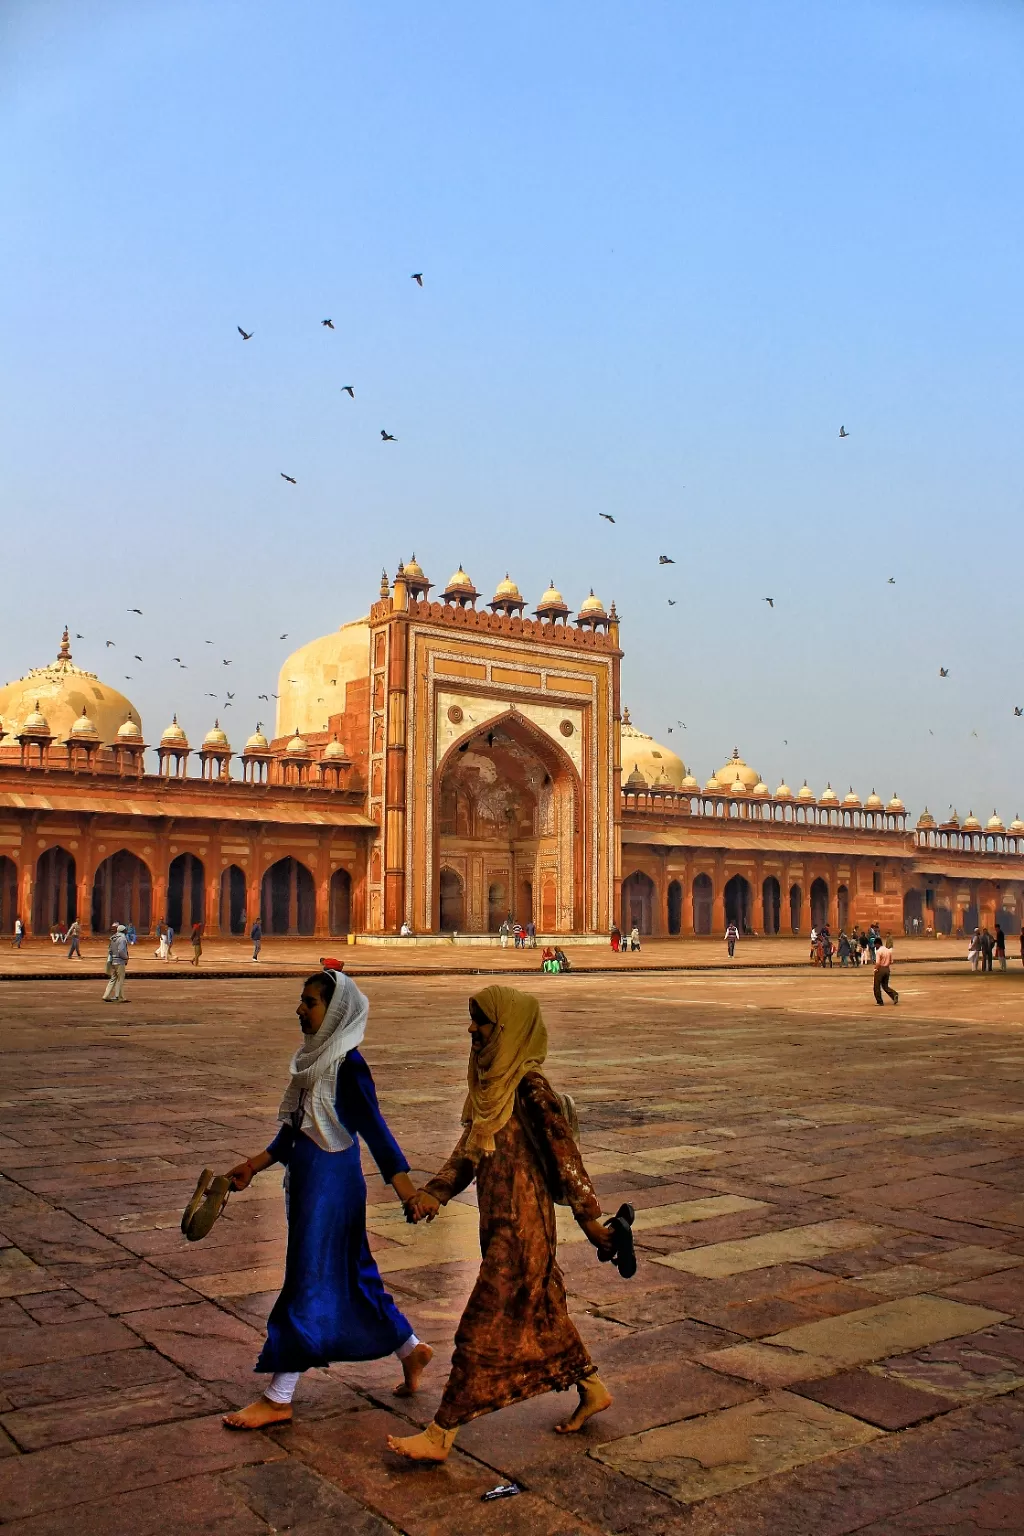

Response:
(446, 564), (474, 592)
(715, 748), (759, 791)
(244, 727), (269, 751)
(117, 715), (141, 739)
(774, 781), (793, 800)
(986, 811), (1005, 832)
(865, 789), (884, 810)
(752, 780), (770, 798)
(538, 581), (564, 607)
(797, 781), (816, 802)
(703, 774), (722, 793)
(403, 555), (426, 581)
(886, 794), (905, 813)
(963, 810), (982, 831)
(729, 776), (747, 796)
(323, 739), (346, 759)
(22, 702), (50, 733)
(624, 762), (648, 788)
(1009, 815), (1024, 833)
(944, 808), (961, 828)
(203, 720), (229, 748)
(579, 589), (606, 615)
(70, 708), (99, 741)
(160, 714), (188, 746)
(916, 807), (936, 828)
(820, 783), (839, 804)
(680, 772), (699, 792)
(286, 729), (310, 756)
(493, 573), (521, 599)
(843, 787), (862, 808)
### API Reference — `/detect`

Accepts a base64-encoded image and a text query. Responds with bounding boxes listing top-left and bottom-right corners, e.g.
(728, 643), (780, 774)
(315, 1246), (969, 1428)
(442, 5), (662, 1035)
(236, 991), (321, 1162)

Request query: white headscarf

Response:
(276, 970), (369, 1152)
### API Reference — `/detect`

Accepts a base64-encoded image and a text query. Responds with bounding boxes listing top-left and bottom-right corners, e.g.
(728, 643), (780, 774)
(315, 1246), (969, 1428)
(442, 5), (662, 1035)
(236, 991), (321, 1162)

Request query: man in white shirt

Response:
(873, 936), (898, 1006)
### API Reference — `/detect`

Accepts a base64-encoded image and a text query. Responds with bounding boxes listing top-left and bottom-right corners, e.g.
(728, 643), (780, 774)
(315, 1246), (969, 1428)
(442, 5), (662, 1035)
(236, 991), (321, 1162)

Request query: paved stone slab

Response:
(0, 1319), (140, 1372)
(0, 1377), (226, 1450)
(877, 1322), (1024, 1402)
(0, 1473), (268, 1534)
(792, 1367), (959, 1428)
(760, 1295), (1009, 1369)
(0, 1250), (53, 1300)
(594, 1389), (881, 1503)
(651, 1219), (889, 1277)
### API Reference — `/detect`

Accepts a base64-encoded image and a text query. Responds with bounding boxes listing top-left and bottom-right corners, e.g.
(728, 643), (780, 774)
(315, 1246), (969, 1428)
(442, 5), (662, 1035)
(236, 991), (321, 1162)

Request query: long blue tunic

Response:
(256, 1048), (413, 1373)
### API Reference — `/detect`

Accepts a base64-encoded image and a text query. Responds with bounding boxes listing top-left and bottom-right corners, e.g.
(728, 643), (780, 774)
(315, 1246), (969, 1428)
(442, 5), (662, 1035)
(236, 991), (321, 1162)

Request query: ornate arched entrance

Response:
(261, 857), (315, 935)
(621, 871), (655, 935)
(0, 856), (16, 934)
(668, 879), (682, 936)
(724, 874), (752, 933)
(435, 715), (582, 934)
(810, 877), (829, 931)
(762, 876), (781, 936)
(219, 865), (247, 934)
(330, 869), (352, 935)
(33, 847), (77, 933)
(167, 853), (204, 932)
(92, 851), (152, 933)
(693, 873), (713, 936)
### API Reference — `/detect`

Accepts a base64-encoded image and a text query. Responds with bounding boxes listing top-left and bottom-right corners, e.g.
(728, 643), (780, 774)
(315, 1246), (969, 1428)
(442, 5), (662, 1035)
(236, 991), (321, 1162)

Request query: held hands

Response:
(404, 1190), (441, 1224)
(226, 1160), (255, 1191)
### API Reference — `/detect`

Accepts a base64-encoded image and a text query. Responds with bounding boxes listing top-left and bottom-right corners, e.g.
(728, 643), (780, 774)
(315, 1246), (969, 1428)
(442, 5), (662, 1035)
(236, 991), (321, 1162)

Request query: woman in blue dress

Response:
(222, 969), (431, 1429)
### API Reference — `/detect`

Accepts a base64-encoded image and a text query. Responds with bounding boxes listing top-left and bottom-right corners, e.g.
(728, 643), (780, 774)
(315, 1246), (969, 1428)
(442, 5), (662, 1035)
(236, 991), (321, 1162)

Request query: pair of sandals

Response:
(181, 1168), (232, 1242)
(598, 1202), (637, 1279)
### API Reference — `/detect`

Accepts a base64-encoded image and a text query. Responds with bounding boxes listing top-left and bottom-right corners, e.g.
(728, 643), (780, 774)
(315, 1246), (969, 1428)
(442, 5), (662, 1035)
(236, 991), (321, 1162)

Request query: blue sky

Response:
(2, 0), (1022, 815)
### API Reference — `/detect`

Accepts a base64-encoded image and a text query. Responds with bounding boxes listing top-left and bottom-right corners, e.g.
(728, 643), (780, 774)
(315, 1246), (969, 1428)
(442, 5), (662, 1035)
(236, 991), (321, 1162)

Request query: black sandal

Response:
(598, 1202), (637, 1279)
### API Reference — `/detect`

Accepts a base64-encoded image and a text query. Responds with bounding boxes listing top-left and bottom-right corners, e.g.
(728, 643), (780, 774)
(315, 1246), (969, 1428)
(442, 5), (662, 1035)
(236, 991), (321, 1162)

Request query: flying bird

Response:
(1015, 707), (1023, 717)
(205, 692), (217, 698)
(839, 425), (849, 438)
(341, 386), (355, 397)
(677, 721), (686, 729)
(667, 599), (676, 606)
(105, 640), (115, 648)
(172, 657), (181, 663)
(764, 597), (774, 608)
(128, 608), (142, 615)
(599, 513), (615, 523)
(258, 694), (269, 701)
(281, 473), (297, 484)
(76, 633), (84, 639)
(939, 667), (949, 677)
(411, 273), (423, 286)
(659, 555), (675, 565)
(970, 730), (979, 738)
(279, 633), (288, 639)
(223, 701), (233, 708)
(887, 577), (896, 585)
(222, 659), (232, 666)
(271, 693), (279, 699)
(321, 319), (335, 329)
(134, 654), (143, 662)
(204, 640), (214, 645)
(225, 691), (235, 700)
(381, 429), (396, 441)
(237, 327), (253, 341)
(124, 675), (133, 680)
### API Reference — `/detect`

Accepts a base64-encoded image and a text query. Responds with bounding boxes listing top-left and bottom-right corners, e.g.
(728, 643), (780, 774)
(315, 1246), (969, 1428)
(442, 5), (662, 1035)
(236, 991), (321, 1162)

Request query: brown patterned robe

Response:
(426, 1070), (602, 1429)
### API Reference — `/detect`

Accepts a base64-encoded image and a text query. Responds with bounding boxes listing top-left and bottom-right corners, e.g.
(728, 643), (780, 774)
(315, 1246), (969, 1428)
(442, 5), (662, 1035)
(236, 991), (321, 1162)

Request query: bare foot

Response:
(386, 1420), (456, 1462)
(554, 1374), (613, 1434)
(393, 1341), (433, 1396)
(223, 1397), (293, 1431)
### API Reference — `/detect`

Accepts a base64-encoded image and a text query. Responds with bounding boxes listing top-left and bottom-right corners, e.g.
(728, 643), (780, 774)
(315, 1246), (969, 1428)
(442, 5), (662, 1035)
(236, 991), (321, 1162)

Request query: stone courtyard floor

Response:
(0, 965), (1022, 1533)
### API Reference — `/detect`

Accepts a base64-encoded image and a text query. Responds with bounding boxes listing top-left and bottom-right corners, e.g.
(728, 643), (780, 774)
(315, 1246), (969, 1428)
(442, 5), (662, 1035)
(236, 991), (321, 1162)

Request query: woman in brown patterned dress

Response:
(388, 985), (614, 1462)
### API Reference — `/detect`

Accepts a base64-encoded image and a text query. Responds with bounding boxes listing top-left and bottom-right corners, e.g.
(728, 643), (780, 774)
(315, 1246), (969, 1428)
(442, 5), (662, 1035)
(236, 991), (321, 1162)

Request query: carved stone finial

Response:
(380, 569), (390, 598)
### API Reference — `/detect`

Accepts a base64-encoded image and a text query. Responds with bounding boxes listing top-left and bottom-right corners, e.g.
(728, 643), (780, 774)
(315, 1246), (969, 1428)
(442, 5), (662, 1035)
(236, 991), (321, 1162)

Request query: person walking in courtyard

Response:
(513, 920), (523, 949)
(725, 920), (739, 958)
(526, 919), (536, 948)
(837, 930), (852, 966)
(221, 969), (431, 1430)
(66, 918), (82, 960)
(103, 924), (129, 1003)
(610, 925), (621, 952)
(388, 986), (615, 1464)
(968, 928), (981, 971)
(873, 934), (898, 1006)
(250, 918), (262, 961)
(12, 916), (23, 949)
(980, 927), (994, 973)
(630, 925), (641, 952)
(154, 921), (168, 960)
(994, 923), (1006, 971)
(499, 918), (510, 949)
(190, 921), (203, 966)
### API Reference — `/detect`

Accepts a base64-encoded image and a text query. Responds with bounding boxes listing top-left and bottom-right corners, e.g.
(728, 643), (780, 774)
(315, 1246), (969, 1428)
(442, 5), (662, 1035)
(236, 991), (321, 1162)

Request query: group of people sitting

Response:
(540, 946), (571, 973)
(609, 926), (641, 952)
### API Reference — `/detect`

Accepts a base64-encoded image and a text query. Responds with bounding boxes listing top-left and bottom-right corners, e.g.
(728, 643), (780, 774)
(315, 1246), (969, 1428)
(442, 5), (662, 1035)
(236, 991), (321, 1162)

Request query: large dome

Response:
(0, 630), (141, 746)
(277, 616), (370, 738)
(619, 709), (687, 787)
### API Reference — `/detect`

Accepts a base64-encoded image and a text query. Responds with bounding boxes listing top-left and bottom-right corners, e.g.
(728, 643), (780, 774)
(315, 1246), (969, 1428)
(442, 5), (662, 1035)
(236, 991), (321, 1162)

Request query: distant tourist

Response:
(191, 921), (203, 967)
(968, 929), (981, 971)
(630, 925), (641, 953)
(541, 946), (557, 973)
(513, 921), (523, 949)
(837, 931), (852, 966)
(155, 922), (169, 960)
(12, 916), (23, 949)
(499, 918), (511, 950)
(979, 927), (994, 973)
(400, 921), (413, 937)
(994, 923), (1006, 971)
(126, 922), (137, 945)
(725, 921), (739, 958)
(251, 919), (263, 962)
(809, 926), (818, 963)
(610, 926), (621, 952)
(873, 934), (898, 1006)
(820, 931), (834, 968)
(526, 920), (536, 948)
(166, 924), (176, 961)
(553, 947), (571, 972)
(66, 919), (82, 960)
(103, 924), (129, 1003)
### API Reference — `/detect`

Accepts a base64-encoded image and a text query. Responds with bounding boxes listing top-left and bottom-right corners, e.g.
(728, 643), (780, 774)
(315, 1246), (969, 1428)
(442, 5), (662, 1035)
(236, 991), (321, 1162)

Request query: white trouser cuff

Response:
(395, 1333), (421, 1360)
(264, 1370), (302, 1404)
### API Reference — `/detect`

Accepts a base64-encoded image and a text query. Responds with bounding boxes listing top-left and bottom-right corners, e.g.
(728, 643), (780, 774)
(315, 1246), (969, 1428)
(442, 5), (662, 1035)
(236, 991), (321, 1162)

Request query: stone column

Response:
(682, 867), (694, 936)
(712, 858), (726, 936)
(383, 618), (409, 933)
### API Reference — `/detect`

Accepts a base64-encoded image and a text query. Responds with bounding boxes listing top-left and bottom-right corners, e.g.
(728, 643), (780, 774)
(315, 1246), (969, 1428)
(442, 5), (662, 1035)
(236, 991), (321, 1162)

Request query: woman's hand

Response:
(226, 1160), (255, 1191)
(582, 1216), (614, 1256)
(405, 1190), (441, 1224)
